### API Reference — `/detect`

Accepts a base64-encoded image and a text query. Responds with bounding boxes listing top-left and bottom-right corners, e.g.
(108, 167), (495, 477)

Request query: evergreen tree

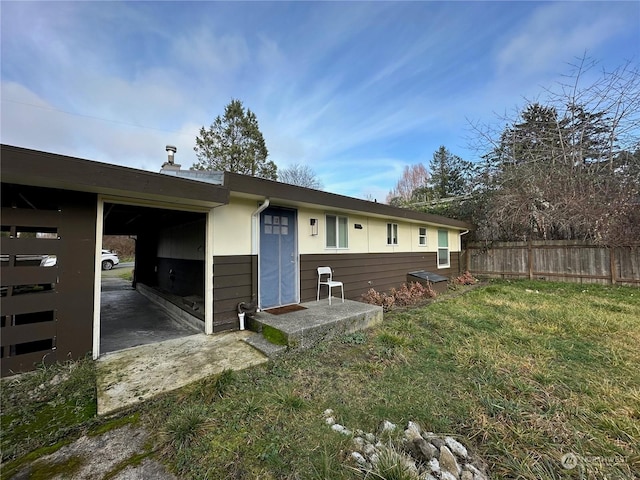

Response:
(193, 99), (277, 179)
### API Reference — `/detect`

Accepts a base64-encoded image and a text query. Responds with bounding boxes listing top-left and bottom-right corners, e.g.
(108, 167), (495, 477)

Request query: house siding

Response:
(213, 255), (257, 331)
(300, 251), (460, 302)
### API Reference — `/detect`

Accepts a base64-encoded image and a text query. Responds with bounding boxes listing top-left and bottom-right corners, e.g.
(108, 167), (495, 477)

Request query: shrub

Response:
(361, 282), (436, 311)
(452, 271), (477, 286)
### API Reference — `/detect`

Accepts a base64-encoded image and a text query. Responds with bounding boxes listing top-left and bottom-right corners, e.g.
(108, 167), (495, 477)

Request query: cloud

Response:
(496, 2), (631, 78)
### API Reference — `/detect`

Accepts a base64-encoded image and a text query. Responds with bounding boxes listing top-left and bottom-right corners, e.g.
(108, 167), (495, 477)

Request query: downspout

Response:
(250, 198), (270, 310)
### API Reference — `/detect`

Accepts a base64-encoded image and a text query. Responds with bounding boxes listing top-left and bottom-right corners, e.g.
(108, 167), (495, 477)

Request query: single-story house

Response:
(0, 144), (472, 376)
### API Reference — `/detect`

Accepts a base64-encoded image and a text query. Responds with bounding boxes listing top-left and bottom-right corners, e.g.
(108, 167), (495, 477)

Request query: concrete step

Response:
(250, 299), (383, 350)
(243, 334), (287, 358)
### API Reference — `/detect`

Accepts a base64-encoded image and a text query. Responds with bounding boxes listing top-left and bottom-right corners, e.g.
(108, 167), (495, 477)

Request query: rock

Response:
(439, 446), (461, 476)
(323, 408), (334, 417)
(352, 437), (365, 449)
(465, 463), (487, 480)
(351, 451), (367, 465)
(430, 437), (445, 449)
(365, 432), (376, 443)
(441, 472), (459, 480)
(404, 422), (423, 442)
(363, 443), (377, 456)
(325, 416), (335, 425)
(421, 474), (438, 480)
(379, 420), (397, 433)
(445, 436), (468, 459)
(461, 470), (474, 480)
(412, 437), (438, 462)
(428, 458), (440, 474)
(331, 424), (351, 435)
(370, 453), (379, 466)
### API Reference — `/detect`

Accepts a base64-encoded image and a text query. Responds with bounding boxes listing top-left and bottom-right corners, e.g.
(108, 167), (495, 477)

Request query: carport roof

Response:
(1, 145), (229, 208)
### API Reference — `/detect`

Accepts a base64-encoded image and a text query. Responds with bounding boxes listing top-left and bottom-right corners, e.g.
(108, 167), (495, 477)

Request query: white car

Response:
(40, 250), (120, 270)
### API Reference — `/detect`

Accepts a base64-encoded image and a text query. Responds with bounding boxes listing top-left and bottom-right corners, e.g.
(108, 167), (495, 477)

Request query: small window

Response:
(437, 229), (450, 268)
(418, 227), (427, 246)
(387, 223), (398, 245)
(326, 215), (348, 248)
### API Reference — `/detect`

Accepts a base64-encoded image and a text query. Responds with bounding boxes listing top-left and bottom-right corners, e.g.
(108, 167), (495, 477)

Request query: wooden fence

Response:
(465, 240), (640, 286)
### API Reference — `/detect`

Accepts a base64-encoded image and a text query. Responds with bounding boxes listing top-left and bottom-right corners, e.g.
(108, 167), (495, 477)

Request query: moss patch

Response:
(262, 325), (288, 346)
(29, 455), (85, 480)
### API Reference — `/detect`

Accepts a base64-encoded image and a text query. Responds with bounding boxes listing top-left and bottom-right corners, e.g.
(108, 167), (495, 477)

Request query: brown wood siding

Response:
(1, 184), (96, 376)
(300, 252), (460, 302)
(213, 255), (257, 332)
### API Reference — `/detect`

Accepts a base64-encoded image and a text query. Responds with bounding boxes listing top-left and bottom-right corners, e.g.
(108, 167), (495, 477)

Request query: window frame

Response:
(325, 214), (349, 249)
(386, 222), (399, 246)
(418, 226), (427, 246)
(437, 229), (450, 268)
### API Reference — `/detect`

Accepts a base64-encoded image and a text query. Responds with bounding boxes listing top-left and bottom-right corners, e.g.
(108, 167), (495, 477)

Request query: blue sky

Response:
(2, 1), (638, 200)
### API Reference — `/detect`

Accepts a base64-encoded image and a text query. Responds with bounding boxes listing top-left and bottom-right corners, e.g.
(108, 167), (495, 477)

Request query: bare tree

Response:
(385, 164), (429, 206)
(278, 163), (323, 189)
(469, 56), (640, 245)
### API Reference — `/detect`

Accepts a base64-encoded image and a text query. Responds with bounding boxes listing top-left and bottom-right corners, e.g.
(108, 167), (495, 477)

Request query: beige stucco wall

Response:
(211, 198), (464, 256)
(211, 198), (255, 256)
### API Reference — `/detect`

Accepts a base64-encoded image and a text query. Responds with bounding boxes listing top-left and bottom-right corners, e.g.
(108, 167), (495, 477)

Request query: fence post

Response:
(610, 247), (617, 285)
(528, 237), (533, 280)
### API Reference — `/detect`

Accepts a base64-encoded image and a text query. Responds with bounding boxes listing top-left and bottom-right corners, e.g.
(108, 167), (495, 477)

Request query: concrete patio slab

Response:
(96, 331), (268, 415)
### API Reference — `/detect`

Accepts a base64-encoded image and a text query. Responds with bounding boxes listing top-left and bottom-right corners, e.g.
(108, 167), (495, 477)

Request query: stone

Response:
(461, 470), (474, 480)
(370, 453), (379, 466)
(352, 437), (365, 449)
(421, 475), (438, 480)
(380, 420), (397, 433)
(441, 472), (459, 480)
(351, 451), (367, 465)
(445, 436), (468, 459)
(413, 437), (438, 462)
(365, 432), (376, 443)
(465, 463), (487, 479)
(325, 416), (336, 425)
(331, 424), (351, 435)
(323, 408), (334, 417)
(363, 443), (377, 456)
(404, 422), (424, 442)
(430, 437), (445, 449)
(439, 446), (462, 476)
(428, 458), (440, 474)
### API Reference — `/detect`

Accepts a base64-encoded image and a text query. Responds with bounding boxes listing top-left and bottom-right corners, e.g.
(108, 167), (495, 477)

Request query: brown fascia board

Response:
(224, 172), (474, 230)
(0, 145), (229, 207)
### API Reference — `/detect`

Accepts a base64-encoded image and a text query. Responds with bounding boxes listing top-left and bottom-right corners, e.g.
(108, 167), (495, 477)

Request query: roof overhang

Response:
(224, 172), (474, 230)
(1, 145), (229, 209)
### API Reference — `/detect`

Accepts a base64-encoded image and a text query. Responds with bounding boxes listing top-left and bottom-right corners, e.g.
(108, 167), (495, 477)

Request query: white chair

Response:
(317, 266), (344, 305)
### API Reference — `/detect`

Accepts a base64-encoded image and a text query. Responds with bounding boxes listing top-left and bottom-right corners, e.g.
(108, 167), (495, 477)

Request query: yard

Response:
(2, 280), (639, 479)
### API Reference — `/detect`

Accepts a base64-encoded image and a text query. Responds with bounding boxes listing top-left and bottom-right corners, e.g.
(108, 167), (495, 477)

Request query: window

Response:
(387, 223), (398, 245)
(418, 227), (427, 246)
(326, 214), (348, 248)
(437, 229), (449, 268)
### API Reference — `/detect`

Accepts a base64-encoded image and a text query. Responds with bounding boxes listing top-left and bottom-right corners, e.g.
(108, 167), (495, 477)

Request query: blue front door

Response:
(259, 207), (298, 309)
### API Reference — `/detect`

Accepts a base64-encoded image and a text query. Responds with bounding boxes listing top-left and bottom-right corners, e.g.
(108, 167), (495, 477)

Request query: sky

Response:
(1, 1), (639, 201)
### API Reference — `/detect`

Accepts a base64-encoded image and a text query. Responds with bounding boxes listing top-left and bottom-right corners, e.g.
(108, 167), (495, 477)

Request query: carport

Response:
(1, 145), (229, 375)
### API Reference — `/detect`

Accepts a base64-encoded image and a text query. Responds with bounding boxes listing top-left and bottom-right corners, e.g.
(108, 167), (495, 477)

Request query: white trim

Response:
(418, 226), (427, 247)
(325, 213), (349, 249)
(437, 229), (450, 269)
(386, 222), (399, 246)
(92, 197), (104, 359)
(205, 208), (215, 334)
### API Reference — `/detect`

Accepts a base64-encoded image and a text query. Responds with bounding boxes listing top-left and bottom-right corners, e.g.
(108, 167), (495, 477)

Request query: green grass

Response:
(2, 280), (639, 479)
